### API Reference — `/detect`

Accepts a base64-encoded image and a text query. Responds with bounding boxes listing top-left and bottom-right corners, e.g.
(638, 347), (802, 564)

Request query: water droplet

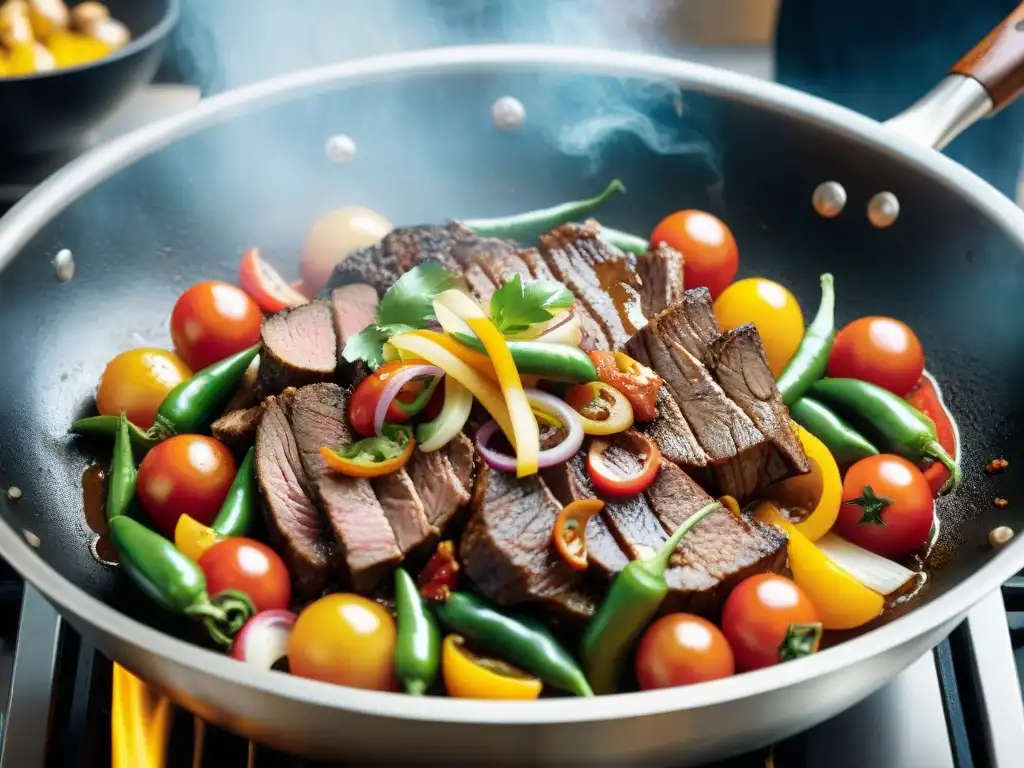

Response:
(812, 181), (847, 218)
(325, 134), (357, 164)
(867, 191), (900, 228)
(53, 248), (75, 282)
(492, 96), (526, 131)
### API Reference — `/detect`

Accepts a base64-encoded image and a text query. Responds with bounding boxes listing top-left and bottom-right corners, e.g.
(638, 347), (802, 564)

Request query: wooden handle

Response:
(951, 2), (1024, 111)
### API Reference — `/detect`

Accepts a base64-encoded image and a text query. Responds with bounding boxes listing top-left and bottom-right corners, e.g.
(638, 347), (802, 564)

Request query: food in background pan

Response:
(70, 180), (961, 698)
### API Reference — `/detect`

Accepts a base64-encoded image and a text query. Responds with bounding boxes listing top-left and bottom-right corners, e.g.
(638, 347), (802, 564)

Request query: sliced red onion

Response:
(374, 364), (444, 437)
(476, 389), (584, 472)
(229, 610), (297, 669)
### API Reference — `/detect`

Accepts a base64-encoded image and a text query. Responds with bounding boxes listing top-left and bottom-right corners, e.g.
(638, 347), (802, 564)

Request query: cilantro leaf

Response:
(378, 262), (460, 328)
(489, 275), (575, 335)
(341, 322), (415, 370)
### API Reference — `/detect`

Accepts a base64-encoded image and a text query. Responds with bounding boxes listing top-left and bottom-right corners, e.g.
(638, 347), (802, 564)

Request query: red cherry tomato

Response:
(136, 435), (236, 536)
(834, 454), (934, 560)
(238, 248), (309, 314)
(650, 210), (739, 299)
(721, 574), (820, 671)
(198, 538), (291, 613)
(170, 281), (263, 371)
(348, 361), (430, 437)
(635, 613), (735, 690)
(828, 316), (925, 396)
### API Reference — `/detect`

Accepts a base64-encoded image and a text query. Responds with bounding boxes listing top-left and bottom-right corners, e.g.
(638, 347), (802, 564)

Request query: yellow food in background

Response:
(713, 277), (805, 376)
(0, 0), (128, 77)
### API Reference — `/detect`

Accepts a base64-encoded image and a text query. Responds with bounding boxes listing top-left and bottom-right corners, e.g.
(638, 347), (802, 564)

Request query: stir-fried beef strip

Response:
(222, 354), (261, 412)
(646, 460), (788, 617)
(324, 243), (397, 297)
(654, 288), (722, 364)
(255, 393), (333, 598)
(517, 246), (608, 351)
(407, 446), (472, 532)
(258, 301), (338, 397)
(330, 283), (379, 385)
(371, 469), (438, 558)
(637, 386), (709, 470)
(460, 464), (596, 624)
(636, 243), (686, 318)
(538, 222), (633, 349)
(541, 454), (631, 577)
(288, 384), (402, 592)
(211, 405), (263, 448)
(444, 432), (477, 496)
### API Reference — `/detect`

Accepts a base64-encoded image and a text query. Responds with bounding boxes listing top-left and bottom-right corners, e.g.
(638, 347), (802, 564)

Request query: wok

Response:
(1, 7), (1024, 766)
(0, 0), (178, 159)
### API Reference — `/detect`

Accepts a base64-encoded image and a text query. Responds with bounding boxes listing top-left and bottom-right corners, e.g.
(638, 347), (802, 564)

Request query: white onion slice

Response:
(229, 610), (297, 669)
(815, 533), (915, 596)
(476, 389), (583, 472)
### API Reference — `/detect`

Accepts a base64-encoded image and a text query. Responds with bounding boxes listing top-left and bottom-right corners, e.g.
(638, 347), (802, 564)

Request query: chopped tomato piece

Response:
(418, 541), (461, 602)
(589, 351), (662, 422)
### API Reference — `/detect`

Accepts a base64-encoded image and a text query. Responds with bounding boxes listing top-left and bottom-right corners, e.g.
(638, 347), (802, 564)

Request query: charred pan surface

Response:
(541, 454), (630, 577)
(254, 393), (333, 598)
(288, 384), (402, 592)
(710, 324), (810, 478)
(211, 406), (263, 448)
(258, 301), (338, 397)
(539, 222), (632, 349)
(460, 465), (596, 624)
(518, 246), (608, 351)
(371, 469), (438, 558)
(647, 460), (788, 617)
(636, 243), (685, 318)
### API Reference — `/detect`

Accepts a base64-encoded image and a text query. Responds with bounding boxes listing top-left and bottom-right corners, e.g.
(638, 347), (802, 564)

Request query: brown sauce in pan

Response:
(81, 461), (118, 566)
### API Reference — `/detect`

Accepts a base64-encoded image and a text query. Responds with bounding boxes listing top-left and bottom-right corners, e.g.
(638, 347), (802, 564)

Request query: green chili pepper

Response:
(151, 344), (261, 440)
(809, 377), (961, 493)
(70, 415), (157, 452)
(790, 397), (878, 465)
(463, 180), (624, 241)
(433, 591), (592, 697)
(451, 333), (597, 382)
(599, 227), (649, 255)
(776, 273), (835, 406)
(580, 500), (722, 694)
(210, 447), (255, 538)
(108, 516), (254, 647)
(394, 568), (441, 695)
(392, 375), (442, 418)
(105, 412), (137, 521)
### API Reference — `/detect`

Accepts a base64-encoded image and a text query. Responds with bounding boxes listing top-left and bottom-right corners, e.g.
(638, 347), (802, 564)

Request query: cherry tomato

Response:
(238, 247), (309, 313)
(348, 361), (429, 437)
(288, 594), (398, 691)
(636, 614), (734, 690)
(95, 348), (192, 429)
(198, 538), (291, 613)
(834, 454), (934, 560)
(301, 206), (392, 295)
(650, 210), (738, 299)
(136, 435), (236, 536)
(170, 281), (263, 371)
(828, 316), (924, 396)
(713, 278), (805, 377)
(721, 573), (820, 671)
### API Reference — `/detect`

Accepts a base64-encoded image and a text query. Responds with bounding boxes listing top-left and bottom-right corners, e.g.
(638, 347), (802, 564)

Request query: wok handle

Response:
(950, 2), (1024, 113)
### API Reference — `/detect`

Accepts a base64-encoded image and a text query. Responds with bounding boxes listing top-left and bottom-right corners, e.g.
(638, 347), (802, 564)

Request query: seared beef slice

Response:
(646, 460), (787, 617)
(636, 243), (685, 318)
(371, 470), (438, 557)
(211, 406), (263, 448)
(460, 466), (596, 623)
(289, 384), (401, 592)
(325, 243), (398, 297)
(259, 302), (337, 397)
(406, 434), (474, 532)
(255, 395), (333, 597)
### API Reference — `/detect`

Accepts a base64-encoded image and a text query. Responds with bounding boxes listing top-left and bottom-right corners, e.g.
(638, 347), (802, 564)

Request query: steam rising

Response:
(172, 0), (717, 172)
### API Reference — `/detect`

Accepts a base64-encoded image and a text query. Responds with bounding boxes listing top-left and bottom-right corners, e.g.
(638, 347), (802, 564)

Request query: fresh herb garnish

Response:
(342, 262), (459, 369)
(335, 424), (412, 464)
(489, 274), (574, 335)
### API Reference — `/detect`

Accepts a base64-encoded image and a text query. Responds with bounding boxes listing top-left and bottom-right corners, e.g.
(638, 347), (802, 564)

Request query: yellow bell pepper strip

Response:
(755, 502), (884, 630)
(112, 664), (172, 768)
(414, 328), (497, 382)
(442, 634), (543, 700)
(390, 331), (516, 445)
(435, 290), (539, 477)
(321, 426), (416, 478)
(174, 513), (220, 562)
(764, 423), (842, 542)
(565, 382), (634, 436)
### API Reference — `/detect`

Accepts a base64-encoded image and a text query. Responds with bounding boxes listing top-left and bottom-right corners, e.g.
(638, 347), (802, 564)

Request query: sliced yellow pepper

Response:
(765, 423), (842, 542)
(756, 501), (884, 630)
(173, 514), (220, 562)
(435, 290), (539, 478)
(565, 381), (634, 435)
(442, 635), (543, 700)
(390, 331), (515, 446)
(413, 328), (497, 382)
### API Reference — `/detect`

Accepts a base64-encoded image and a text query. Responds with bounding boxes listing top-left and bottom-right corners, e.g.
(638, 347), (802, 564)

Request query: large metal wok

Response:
(2, 6), (1024, 765)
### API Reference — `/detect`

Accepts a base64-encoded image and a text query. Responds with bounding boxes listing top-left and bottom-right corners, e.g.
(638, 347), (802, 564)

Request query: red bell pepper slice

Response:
(586, 432), (662, 497)
(904, 375), (958, 496)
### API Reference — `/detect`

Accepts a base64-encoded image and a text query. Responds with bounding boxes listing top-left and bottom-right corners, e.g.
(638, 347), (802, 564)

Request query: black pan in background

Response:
(0, 0), (179, 160)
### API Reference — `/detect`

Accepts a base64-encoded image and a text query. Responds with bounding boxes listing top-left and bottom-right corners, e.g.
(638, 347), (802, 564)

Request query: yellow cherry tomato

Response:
(764, 423), (842, 542)
(289, 594), (398, 691)
(96, 348), (192, 429)
(173, 514), (220, 562)
(442, 635), (543, 700)
(713, 278), (804, 377)
(46, 30), (113, 68)
(755, 502), (884, 630)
